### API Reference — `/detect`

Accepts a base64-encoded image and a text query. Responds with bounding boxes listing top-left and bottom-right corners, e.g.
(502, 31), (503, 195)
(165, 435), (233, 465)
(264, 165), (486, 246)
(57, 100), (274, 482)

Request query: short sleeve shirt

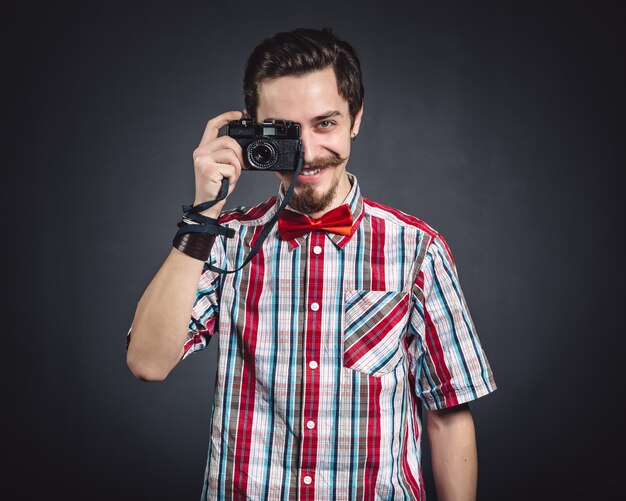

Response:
(186, 173), (496, 500)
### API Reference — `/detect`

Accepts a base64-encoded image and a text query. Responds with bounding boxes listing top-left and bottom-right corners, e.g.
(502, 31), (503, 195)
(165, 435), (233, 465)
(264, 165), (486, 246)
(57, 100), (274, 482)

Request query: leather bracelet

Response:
(173, 232), (216, 262)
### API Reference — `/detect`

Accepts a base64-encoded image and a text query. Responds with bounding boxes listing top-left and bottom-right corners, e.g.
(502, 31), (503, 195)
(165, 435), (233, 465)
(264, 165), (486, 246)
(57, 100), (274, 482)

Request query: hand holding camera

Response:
(192, 110), (246, 218)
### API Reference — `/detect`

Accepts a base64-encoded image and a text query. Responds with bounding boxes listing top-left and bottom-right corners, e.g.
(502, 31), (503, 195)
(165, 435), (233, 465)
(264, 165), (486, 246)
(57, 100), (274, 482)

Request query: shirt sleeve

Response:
(182, 242), (224, 359)
(408, 234), (496, 410)
(125, 236), (224, 357)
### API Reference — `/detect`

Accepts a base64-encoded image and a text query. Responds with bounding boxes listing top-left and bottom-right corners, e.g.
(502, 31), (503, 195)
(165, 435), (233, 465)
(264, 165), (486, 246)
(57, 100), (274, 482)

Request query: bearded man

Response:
(127, 28), (496, 501)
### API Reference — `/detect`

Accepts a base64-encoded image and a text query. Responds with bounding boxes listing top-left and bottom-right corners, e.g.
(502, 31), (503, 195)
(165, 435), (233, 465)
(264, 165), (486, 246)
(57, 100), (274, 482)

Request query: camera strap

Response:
(177, 157), (303, 275)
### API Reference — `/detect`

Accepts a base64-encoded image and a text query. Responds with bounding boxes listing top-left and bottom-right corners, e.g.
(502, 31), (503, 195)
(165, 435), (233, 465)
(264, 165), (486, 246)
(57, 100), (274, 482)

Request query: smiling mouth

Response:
(296, 153), (347, 178)
(300, 167), (323, 176)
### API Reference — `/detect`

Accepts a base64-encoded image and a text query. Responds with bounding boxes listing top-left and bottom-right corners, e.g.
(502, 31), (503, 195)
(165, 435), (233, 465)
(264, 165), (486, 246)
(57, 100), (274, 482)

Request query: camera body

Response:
(227, 119), (303, 171)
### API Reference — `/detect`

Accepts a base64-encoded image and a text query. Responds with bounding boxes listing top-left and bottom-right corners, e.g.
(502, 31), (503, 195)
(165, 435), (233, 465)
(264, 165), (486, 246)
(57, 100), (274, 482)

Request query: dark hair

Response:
(243, 28), (364, 125)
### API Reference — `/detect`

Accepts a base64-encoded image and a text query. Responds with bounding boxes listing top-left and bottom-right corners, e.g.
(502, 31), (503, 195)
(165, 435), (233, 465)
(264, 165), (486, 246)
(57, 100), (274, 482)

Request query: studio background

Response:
(6, 1), (624, 500)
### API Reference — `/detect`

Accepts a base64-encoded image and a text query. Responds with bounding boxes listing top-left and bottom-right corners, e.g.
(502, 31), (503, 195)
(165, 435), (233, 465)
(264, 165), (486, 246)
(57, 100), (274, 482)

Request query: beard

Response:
(288, 183), (337, 215)
(288, 152), (347, 215)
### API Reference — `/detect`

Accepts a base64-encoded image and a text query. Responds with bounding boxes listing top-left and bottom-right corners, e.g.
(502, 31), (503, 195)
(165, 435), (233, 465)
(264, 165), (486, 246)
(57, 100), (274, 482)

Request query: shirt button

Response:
(310, 302), (320, 311)
(303, 475), (312, 485)
(306, 420), (315, 429)
(313, 245), (322, 255)
(309, 360), (318, 369)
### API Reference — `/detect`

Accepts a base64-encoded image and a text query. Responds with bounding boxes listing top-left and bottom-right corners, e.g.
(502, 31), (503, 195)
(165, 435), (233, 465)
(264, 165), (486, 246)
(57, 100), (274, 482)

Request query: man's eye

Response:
(319, 120), (334, 128)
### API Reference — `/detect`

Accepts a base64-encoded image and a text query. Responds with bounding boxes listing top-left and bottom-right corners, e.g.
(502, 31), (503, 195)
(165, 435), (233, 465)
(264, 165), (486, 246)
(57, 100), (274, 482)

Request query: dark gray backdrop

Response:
(6, 1), (624, 500)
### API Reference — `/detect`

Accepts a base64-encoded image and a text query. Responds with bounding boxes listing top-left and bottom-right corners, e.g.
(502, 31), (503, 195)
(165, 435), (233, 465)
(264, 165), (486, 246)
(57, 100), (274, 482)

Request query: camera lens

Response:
(252, 144), (273, 164)
(247, 139), (278, 169)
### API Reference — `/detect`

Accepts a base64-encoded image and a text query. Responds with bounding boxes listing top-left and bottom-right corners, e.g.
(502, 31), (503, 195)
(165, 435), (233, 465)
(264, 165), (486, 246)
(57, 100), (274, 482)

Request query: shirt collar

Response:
(275, 172), (365, 250)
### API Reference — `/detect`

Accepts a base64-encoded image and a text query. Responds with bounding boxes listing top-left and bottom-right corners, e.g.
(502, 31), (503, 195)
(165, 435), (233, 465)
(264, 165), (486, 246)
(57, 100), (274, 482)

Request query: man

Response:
(127, 28), (496, 500)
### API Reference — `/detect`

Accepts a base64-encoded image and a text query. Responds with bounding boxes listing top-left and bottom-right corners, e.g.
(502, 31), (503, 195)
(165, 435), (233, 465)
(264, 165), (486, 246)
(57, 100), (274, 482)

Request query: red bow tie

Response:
(278, 204), (353, 240)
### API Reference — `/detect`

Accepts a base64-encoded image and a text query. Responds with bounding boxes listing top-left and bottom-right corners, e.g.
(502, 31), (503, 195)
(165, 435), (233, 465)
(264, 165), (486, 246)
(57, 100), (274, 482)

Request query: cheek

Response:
(324, 132), (350, 155)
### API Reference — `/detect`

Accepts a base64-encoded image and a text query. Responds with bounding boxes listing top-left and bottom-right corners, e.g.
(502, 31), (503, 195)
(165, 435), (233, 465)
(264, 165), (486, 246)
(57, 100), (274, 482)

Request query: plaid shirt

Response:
(186, 174), (496, 500)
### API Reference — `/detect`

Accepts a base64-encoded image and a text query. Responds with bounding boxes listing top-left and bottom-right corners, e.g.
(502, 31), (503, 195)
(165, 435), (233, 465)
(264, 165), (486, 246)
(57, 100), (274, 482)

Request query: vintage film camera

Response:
(227, 119), (303, 171)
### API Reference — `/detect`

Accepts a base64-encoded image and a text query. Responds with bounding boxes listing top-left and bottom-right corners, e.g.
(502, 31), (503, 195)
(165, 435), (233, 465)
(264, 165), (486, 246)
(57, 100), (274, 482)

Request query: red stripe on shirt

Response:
(364, 378), (382, 500)
(400, 422), (422, 498)
(424, 306), (457, 407)
(401, 344), (424, 498)
(370, 216), (386, 290)
(301, 231), (325, 497)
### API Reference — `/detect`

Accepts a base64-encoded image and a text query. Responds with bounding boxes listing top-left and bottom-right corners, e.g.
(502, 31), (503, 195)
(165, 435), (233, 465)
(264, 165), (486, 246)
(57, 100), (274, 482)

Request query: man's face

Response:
(255, 67), (362, 217)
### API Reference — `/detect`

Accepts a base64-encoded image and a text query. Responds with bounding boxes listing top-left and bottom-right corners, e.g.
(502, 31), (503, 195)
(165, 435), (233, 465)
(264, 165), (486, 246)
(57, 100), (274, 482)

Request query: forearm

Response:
(127, 248), (206, 381)
(427, 404), (478, 501)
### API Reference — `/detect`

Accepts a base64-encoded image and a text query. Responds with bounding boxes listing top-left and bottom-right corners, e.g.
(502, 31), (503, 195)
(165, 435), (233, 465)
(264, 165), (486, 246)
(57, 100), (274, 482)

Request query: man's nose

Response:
(299, 128), (319, 165)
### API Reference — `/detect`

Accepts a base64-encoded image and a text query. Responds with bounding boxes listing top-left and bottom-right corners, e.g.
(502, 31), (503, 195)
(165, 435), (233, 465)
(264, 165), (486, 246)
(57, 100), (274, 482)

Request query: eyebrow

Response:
(262, 110), (343, 123)
(313, 110), (342, 122)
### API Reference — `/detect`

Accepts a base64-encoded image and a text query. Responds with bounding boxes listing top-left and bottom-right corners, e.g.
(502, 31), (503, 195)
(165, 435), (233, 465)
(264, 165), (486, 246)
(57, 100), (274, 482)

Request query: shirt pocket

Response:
(343, 289), (411, 377)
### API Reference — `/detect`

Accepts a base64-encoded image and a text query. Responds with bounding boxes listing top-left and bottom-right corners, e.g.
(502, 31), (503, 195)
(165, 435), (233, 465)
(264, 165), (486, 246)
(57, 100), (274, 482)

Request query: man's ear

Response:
(351, 104), (364, 137)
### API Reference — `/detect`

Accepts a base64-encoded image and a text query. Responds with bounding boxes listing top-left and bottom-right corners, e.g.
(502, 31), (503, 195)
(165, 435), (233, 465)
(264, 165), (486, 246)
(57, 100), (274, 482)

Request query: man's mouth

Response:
(300, 167), (323, 177)
(295, 153), (346, 179)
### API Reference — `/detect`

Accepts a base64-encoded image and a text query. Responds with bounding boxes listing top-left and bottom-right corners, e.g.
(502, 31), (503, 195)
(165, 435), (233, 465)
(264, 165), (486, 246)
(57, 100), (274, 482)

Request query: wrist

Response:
(172, 232), (216, 262)
(193, 201), (223, 219)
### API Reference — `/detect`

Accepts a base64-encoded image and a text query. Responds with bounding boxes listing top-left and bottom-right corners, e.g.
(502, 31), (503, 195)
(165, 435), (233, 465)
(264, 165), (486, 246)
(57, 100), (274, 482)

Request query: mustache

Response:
(305, 152), (347, 170)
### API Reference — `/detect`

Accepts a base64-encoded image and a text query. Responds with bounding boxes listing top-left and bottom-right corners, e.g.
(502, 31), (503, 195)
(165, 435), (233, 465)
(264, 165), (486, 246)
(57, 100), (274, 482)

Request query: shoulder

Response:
(218, 196), (277, 226)
(362, 198), (455, 265)
(363, 198), (439, 237)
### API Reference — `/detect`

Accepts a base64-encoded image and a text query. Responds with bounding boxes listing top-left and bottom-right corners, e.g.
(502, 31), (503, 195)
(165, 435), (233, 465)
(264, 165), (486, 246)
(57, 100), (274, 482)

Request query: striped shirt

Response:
(185, 173), (496, 500)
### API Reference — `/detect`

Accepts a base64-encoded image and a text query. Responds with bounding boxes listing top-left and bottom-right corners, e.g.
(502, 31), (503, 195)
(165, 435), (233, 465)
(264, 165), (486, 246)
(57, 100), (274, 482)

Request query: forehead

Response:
(256, 67), (349, 122)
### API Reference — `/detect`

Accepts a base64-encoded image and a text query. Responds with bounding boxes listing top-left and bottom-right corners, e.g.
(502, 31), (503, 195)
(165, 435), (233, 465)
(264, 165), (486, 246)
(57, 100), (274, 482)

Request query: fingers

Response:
(194, 147), (243, 182)
(193, 135), (245, 170)
(193, 161), (239, 209)
(197, 162), (238, 190)
(199, 110), (243, 147)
